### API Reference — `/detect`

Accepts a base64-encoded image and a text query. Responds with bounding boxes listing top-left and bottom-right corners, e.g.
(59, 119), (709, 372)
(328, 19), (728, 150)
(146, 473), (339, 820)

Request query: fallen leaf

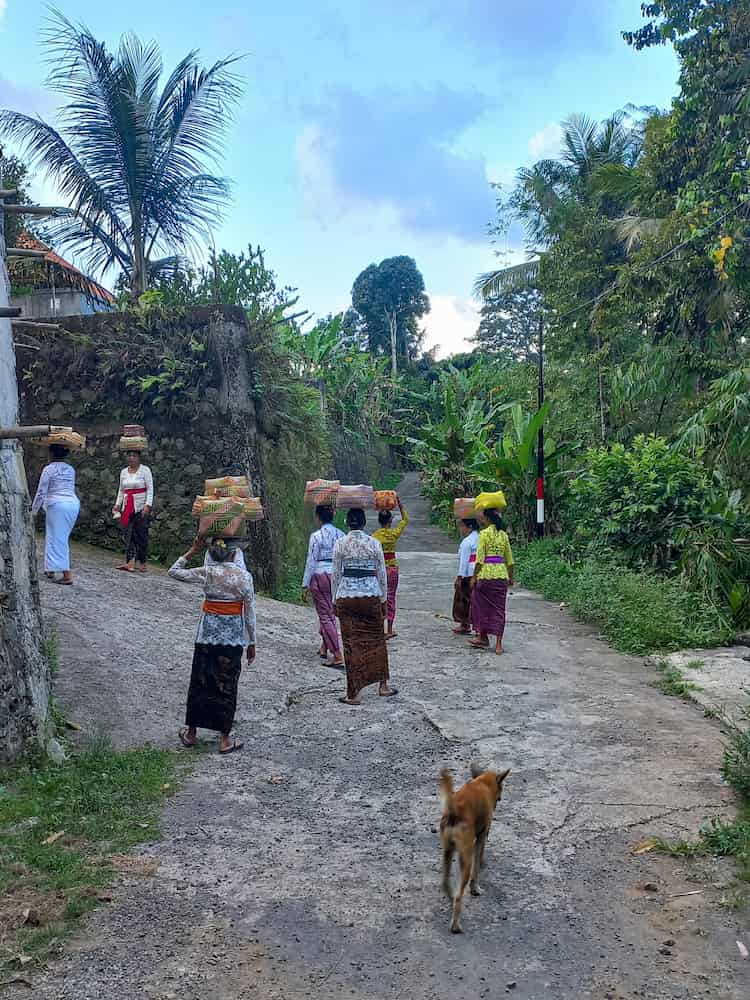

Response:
(267, 776), (285, 785)
(738, 940), (748, 959)
(16, 955), (32, 967)
(138, 823), (149, 828)
(160, 783), (171, 791)
(64, 720), (81, 731)
(632, 839), (658, 854)
(42, 831), (64, 846)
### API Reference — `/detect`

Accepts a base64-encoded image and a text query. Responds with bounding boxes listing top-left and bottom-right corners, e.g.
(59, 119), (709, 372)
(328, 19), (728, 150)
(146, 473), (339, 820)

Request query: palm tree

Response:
(0, 12), (242, 296)
(475, 112), (644, 299)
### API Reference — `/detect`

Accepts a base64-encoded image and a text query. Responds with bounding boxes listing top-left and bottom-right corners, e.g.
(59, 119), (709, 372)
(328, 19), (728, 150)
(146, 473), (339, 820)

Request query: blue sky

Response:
(0, 1), (679, 354)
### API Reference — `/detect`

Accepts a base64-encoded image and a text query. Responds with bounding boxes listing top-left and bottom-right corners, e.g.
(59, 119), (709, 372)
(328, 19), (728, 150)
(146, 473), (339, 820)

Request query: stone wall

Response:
(18, 306), (328, 593)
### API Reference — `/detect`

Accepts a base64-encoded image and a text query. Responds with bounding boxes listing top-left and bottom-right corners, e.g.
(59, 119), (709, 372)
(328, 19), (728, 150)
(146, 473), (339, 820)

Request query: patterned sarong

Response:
(452, 576), (473, 630)
(337, 596), (389, 699)
(472, 579), (508, 638)
(185, 643), (243, 734)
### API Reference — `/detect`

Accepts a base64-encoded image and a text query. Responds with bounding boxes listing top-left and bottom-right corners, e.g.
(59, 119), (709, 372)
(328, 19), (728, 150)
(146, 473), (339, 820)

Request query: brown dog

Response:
(439, 763), (510, 933)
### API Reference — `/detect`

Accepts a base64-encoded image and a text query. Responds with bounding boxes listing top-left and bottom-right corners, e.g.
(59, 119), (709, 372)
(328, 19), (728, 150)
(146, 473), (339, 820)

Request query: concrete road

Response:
(24, 473), (747, 999)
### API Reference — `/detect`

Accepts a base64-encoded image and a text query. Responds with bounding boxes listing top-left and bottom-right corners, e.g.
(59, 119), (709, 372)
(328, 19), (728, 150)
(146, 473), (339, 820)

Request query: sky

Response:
(0, 1), (680, 356)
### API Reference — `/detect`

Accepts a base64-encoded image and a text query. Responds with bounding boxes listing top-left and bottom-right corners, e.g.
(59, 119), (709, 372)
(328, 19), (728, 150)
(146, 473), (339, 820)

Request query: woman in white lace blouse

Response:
(331, 508), (397, 705)
(302, 504), (345, 667)
(169, 536), (256, 754)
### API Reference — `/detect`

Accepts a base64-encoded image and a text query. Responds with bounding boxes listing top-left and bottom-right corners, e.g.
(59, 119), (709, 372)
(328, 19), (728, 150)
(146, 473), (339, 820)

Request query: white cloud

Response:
(528, 122), (563, 161)
(0, 1), (6, 20)
(422, 295), (480, 359)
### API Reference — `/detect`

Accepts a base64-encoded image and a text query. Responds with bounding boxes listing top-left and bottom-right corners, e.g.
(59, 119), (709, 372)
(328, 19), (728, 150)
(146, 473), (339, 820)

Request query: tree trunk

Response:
(596, 333), (607, 442)
(386, 309), (398, 376)
(0, 195), (49, 762)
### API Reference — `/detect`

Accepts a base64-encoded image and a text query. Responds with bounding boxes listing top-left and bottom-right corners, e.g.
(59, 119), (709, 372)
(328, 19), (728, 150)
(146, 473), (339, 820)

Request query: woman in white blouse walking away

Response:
(169, 536), (256, 754)
(302, 504), (345, 668)
(332, 507), (398, 706)
(112, 449), (154, 573)
(32, 444), (81, 585)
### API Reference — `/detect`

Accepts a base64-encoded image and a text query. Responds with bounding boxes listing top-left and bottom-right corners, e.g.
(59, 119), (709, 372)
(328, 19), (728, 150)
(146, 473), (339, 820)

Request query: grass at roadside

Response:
(0, 738), (186, 969)
(657, 712), (750, 896)
(516, 538), (732, 655)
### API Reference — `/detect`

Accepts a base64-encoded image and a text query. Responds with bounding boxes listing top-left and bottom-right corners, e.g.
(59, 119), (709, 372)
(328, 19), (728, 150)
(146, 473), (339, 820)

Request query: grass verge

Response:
(652, 659), (701, 700)
(0, 738), (185, 969)
(516, 538), (732, 655)
(656, 711), (750, 896)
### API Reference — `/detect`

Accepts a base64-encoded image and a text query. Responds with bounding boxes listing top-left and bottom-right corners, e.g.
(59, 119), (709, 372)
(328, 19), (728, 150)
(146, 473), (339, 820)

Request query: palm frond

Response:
(473, 259), (540, 300)
(615, 215), (664, 253)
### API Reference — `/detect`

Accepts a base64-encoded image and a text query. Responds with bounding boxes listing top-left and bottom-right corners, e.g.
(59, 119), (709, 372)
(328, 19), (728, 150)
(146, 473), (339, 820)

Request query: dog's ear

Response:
(470, 762), (484, 779)
(497, 768), (511, 786)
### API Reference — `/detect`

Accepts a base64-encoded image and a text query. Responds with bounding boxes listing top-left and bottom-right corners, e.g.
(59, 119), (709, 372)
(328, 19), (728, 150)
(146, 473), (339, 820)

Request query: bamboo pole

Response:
(0, 307), (22, 318)
(2, 205), (70, 217)
(11, 320), (60, 331)
(0, 424), (56, 440)
(0, 189), (18, 198)
(7, 248), (47, 259)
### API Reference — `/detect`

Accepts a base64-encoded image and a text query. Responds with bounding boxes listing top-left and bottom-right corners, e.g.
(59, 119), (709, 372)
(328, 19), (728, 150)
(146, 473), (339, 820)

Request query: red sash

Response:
(121, 487), (146, 527)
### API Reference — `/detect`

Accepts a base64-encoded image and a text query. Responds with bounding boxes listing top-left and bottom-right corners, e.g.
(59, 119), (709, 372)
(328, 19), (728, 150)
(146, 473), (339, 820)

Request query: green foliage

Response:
(0, 12), (242, 296)
(653, 659), (699, 699)
(517, 538), (731, 654)
(473, 287), (542, 362)
(0, 739), (183, 965)
(723, 711), (750, 801)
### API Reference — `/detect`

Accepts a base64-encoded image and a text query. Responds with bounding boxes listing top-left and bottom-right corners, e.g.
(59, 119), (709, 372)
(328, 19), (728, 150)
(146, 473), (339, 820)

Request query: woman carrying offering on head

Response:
(169, 536), (255, 754)
(452, 518), (479, 635)
(302, 504), (345, 668)
(470, 508), (514, 655)
(113, 449), (154, 573)
(372, 494), (408, 639)
(332, 508), (398, 705)
(32, 443), (81, 586)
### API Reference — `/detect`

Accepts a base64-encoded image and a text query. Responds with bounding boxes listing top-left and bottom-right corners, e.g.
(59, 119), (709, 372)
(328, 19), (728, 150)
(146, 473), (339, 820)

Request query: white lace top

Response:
(458, 530), (479, 577)
(168, 549), (256, 646)
(302, 523), (345, 586)
(32, 462), (78, 513)
(114, 466), (154, 512)
(331, 530), (387, 602)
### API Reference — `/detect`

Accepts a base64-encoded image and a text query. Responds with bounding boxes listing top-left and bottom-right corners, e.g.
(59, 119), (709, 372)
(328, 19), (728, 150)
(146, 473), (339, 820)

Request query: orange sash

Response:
(202, 600), (243, 615)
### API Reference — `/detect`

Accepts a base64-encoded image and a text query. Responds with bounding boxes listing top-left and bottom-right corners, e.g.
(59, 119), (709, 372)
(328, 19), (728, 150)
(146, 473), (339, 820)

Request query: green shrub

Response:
(518, 537), (732, 654)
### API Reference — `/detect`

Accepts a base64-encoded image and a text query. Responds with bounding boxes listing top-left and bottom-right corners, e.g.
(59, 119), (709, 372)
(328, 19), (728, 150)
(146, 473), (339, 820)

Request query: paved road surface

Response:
(21, 473), (746, 999)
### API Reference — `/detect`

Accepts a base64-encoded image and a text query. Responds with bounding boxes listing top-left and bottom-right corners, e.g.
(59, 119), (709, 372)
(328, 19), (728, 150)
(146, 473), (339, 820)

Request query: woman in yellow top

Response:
(470, 507), (514, 654)
(372, 494), (408, 639)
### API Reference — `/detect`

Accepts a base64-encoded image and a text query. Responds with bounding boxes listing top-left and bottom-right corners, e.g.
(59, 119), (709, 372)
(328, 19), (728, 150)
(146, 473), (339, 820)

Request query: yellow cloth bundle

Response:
(474, 490), (507, 513)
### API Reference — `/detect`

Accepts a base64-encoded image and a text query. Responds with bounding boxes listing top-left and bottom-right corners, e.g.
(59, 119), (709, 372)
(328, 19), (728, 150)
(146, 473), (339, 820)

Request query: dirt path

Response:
(21, 472), (746, 999)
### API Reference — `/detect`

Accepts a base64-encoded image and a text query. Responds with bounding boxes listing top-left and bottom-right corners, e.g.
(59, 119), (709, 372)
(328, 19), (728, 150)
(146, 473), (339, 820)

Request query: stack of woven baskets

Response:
(35, 426), (86, 451)
(191, 476), (264, 537)
(304, 479), (398, 511)
(118, 423), (148, 452)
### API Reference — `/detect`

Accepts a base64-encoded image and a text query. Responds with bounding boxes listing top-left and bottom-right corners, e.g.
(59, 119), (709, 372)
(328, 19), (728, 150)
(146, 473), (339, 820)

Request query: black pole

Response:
(536, 315), (545, 538)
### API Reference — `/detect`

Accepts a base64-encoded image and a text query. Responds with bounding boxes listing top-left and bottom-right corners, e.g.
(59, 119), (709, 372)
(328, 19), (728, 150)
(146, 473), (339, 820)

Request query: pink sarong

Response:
(310, 572), (340, 656)
(386, 566), (399, 625)
(472, 579), (508, 638)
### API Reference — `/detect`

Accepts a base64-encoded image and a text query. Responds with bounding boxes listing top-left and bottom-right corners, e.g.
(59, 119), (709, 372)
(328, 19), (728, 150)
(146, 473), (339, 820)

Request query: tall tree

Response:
(351, 256), (430, 373)
(0, 12), (242, 297)
(473, 286), (542, 362)
(0, 148), (35, 249)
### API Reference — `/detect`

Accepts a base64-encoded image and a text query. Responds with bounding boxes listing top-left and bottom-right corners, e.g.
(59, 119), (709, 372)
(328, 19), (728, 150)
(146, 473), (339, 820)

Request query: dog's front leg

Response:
(470, 830), (487, 896)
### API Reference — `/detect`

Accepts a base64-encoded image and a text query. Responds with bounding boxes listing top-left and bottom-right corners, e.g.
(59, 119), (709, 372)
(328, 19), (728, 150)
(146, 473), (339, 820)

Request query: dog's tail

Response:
(439, 768), (457, 824)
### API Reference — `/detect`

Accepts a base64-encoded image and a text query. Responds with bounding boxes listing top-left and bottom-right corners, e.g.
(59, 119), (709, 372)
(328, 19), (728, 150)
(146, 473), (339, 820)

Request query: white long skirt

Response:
(44, 498), (80, 572)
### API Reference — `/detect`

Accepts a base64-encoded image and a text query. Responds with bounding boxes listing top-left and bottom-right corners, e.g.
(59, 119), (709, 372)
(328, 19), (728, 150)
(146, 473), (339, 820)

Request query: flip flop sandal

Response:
(138, 566), (148, 573)
(379, 687), (399, 697)
(44, 572), (55, 580)
(178, 728), (197, 748)
(468, 640), (489, 650)
(452, 627), (471, 634)
(116, 565), (135, 573)
(325, 662), (346, 671)
(219, 741), (244, 755)
(338, 697), (360, 706)
(54, 578), (73, 586)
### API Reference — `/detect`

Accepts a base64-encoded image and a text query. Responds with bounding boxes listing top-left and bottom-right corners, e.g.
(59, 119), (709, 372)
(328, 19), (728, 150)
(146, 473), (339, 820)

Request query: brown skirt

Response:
(337, 596), (389, 699)
(452, 576), (473, 629)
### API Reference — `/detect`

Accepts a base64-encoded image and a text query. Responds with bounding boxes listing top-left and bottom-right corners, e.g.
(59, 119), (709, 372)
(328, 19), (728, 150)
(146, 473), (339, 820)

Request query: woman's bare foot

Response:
(179, 726), (197, 748)
(219, 734), (243, 754)
(378, 684), (398, 697)
(138, 563), (148, 573)
(117, 562), (136, 572)
(44, 571), (55, 580)
(495, 640), (504, 655)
